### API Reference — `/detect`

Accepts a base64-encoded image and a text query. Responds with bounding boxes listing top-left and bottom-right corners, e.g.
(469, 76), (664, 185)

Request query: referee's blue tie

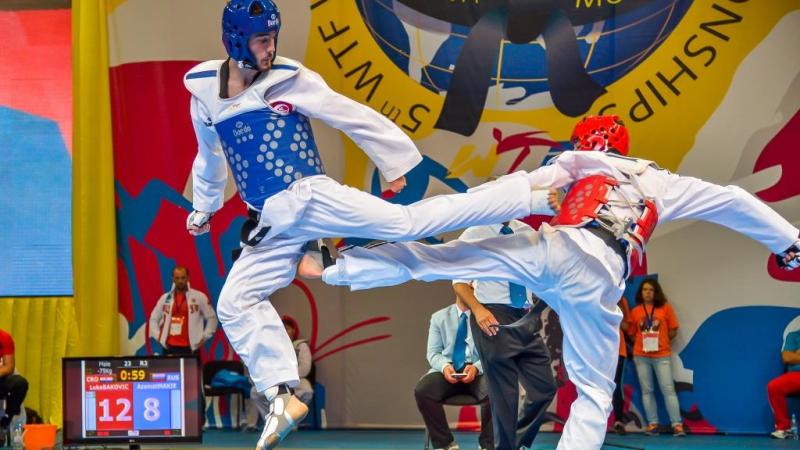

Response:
(500, 224), (529, 309)
(452, 312), (468, 371)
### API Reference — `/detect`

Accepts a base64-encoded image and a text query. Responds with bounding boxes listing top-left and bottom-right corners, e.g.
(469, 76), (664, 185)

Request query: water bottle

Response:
(791, 413), (799, 440)
(11, 423), (23, 450)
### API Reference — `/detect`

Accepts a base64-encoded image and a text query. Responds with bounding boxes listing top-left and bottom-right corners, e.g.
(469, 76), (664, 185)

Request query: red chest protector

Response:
(551, 175), (618, 227)
(626, 198), (658, 265)
(551, 174), (659, 273)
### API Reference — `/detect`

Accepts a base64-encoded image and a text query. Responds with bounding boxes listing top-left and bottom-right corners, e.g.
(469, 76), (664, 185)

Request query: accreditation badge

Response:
(169, 316), (185, 336)
(642, 330), (660, 353)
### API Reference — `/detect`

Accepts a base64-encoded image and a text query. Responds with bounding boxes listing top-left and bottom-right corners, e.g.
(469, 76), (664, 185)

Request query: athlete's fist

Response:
(548, 188), (563, 214)
(186, 210), (214, 236)
(776, 241), (800, 271)
(388, 176), (407, 193)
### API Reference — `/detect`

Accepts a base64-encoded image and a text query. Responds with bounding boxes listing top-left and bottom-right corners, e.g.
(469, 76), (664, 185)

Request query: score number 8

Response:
(98, 397), (161, 422)
(143, 397), (161, 422)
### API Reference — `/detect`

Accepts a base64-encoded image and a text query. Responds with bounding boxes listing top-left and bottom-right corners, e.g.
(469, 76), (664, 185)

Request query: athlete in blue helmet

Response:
(183, 1), (554, 449)
(220, 0), (281, 71)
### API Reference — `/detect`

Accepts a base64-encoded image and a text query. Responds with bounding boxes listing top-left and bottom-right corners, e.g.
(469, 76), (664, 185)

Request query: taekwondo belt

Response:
(232, 209), (272, 262)
(585, 225), (630, 279)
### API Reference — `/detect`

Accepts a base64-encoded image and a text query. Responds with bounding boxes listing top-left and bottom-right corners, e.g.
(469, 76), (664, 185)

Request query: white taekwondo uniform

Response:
(322, 150), (799, 450)
(184, 56), (538, 392)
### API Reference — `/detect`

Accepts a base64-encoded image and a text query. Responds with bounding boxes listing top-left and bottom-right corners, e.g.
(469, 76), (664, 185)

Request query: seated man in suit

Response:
(415, 298), (494, 450)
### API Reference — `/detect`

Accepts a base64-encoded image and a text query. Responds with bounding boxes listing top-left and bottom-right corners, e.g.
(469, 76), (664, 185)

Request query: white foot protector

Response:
(255, 393), (308, 450)
(321, 260), (344, 286)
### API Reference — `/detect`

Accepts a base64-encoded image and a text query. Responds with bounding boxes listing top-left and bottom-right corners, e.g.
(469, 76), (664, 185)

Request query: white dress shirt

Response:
(453, 220), (535, 308)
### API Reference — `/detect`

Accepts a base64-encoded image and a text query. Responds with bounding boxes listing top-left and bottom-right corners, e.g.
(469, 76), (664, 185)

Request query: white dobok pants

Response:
(323, 226), (625, 450)
(217, 175), (533, 392)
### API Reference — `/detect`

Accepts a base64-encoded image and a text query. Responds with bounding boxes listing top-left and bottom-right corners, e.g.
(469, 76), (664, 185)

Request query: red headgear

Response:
(570, 115), (630, 156)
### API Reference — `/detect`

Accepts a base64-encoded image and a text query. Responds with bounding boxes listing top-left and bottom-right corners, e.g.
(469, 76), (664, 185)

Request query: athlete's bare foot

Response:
(297, 253), (324, 279)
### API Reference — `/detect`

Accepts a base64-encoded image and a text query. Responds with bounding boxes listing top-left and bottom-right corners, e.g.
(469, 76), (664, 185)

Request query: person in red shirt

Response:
(627, 279), (685, 437)
(767, 323), (800, 439)
(149, 266), (218, 355)
(0, 329), (29, 435)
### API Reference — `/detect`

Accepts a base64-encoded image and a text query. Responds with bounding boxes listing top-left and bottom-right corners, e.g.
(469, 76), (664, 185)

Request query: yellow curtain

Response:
(0, 298), (78, 426)
(0, 0), (119, 427)
(72, 0), (119, 357)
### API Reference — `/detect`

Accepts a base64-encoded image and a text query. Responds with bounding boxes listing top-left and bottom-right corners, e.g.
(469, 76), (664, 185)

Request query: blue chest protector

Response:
(214, 108), (324, 209)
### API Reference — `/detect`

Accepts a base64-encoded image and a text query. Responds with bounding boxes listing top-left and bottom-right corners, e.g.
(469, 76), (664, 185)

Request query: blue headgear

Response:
(221, 0), (281, 70)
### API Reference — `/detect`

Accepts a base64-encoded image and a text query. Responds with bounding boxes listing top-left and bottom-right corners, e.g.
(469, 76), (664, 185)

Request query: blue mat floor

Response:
(115, 429), (799, 449)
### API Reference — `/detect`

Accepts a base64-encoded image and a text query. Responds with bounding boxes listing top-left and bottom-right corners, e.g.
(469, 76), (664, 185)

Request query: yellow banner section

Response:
(307, 0), (443, 142)
(72, 0), (119, 357)
(307, 1), (799, 173)
(0, 298), (78, 427)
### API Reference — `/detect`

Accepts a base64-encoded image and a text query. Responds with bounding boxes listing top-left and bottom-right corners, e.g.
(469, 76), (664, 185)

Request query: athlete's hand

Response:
(474, 305), (500, 337)
(776, 241), (800, 270)
(784, 250), (798, 267)
(548, 188), (563, 214)
(388, 176), (407, 193)
(186, 210), (214, 236)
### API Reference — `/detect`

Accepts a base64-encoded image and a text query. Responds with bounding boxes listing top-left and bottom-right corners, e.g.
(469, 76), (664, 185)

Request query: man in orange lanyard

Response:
(149, 266), (218, 355)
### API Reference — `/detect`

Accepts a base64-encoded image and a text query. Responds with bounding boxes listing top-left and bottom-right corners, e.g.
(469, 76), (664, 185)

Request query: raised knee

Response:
(413, 379), (429, 399)
(216, 289), (239, 324)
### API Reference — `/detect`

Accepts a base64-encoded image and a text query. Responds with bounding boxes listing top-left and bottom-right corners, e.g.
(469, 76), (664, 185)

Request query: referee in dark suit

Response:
(454, 220), (557, 450)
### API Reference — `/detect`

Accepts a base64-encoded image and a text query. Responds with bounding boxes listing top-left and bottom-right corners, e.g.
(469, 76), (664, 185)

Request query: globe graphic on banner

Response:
(357, 0), (693, 111)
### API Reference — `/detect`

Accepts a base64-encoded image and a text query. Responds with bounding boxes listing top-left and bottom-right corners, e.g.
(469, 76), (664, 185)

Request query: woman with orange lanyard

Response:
(627, 279), (686, 437)
(611, 297), (631, 434)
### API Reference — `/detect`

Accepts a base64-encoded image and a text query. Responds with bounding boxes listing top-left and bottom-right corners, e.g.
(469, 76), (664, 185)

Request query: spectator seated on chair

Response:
(414, 298), (494, 450)
(246, 315), (315, 431)
(0, 328), (29, 444)
(767, 322), (800, 440)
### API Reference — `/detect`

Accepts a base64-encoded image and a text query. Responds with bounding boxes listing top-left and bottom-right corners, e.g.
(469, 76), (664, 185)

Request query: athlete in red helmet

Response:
(570, 114), (630, 155)
(310, 115), (800, 450)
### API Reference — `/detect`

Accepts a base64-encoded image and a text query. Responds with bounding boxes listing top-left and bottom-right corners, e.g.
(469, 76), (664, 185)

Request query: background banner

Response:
(107, 0), (800, 433)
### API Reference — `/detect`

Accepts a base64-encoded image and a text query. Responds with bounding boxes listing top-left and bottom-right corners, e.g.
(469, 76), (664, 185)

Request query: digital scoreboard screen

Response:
(63, 356), (202, 445)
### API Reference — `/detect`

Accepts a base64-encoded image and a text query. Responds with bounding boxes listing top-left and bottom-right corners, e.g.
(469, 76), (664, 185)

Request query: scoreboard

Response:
(80, 358), (186, 438)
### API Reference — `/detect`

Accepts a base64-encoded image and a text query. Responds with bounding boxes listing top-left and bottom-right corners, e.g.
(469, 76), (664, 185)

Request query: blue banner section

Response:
(678, 306), (800, 433)
(0, 106), (72, 296)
